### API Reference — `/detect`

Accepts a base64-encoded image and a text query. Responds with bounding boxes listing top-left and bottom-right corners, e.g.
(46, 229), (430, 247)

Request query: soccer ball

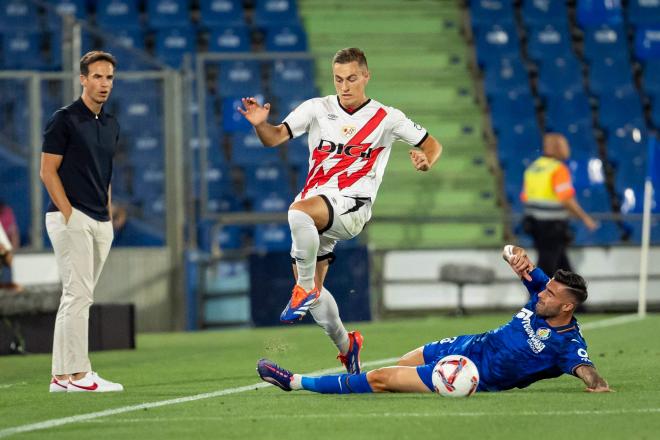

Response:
(431, 355), (480, 398)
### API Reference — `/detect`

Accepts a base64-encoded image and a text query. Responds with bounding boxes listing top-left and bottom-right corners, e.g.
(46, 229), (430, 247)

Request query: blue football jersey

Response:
(419, 268), (594, 392)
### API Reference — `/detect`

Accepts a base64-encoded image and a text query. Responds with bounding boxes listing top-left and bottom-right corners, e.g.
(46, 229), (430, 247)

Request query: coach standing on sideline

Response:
(41, 51), (123, 393)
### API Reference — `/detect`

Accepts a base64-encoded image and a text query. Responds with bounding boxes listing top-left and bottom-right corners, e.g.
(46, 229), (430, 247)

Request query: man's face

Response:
(535, 279), (574, 318)
(80, 60), (114, 105)
(333, 61), (370, 108)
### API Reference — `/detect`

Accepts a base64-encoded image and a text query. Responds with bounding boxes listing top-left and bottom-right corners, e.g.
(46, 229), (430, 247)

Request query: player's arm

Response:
(575, 365), (611, 393)
(409, 135), (442, 172)
(236, 97), (289, 147)
(40, 152), (73, 222)
(502, 244), (535, 281)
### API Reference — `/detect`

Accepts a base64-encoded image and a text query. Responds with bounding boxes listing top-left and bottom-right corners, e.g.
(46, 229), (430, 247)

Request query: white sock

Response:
(310, 287), (350, 354)
(290, 374), (302, 390)
(288, 210), (319, 291)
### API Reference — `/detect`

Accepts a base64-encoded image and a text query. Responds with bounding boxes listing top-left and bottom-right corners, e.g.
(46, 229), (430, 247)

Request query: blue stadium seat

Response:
(489, 89), (535, 133)
(133, 164), (165, 201)
(606, 125), (647, 166)
(253, 191), (289, 212)
(568, 157), (606, 191)
(650, 99), (660, 127)
(643, 62), (660, 97)
(254, 223), (292, 252)
(207, 192), (242, 214)
(0, 148), (29, 245)
(208, 26), (250, 52)
(620, 185), (658, 214)
(598, 91), (645, 133)
(113, 218), (165, 247)
(102, 29), (151, 71)
(155, 27), (195, 68)
(571, 219), (620, 245)
(198, 221), (243, 252)
(45, 0), (87, 30)
(285, 136), (309, 166)
(264, 25), (307, 52)
(243, 163), (290, 198)
(275, 94), (313, 120)
(270, 59), (316, 99)
(527, 24), (573, 62)
(576, 0), (623, 28)
(614, 161), (647, 191)
(1, 32), (44, 69)
(537, 55), (583, 98)
(223, 96), (264, 133)
(470, 0), (515, 30)
(502, 166), (526, 211)
(96, 0), (141, 29)
(129, 130), (163, 166)
(474, 24), (520, 68)
(563, 124), (600, 160)
(204, 163), (231, 196)
(253, 0), (300, 27)
(199, 0), (245, 27)
(622, 218), (660, 245)
(544, 91), (591, 132)
(483, 57), (529, 99)
(231, 132), (282, 165)
(583, 25), (628, 63)
(218, 60), (262, 97)
(496, 119), (542, 165)
(0, 0), (39, 31)
(634, 26), (660, 61)
(147, 0), (191, 28)
(521, 0), (568, 27)
(113, 93), (161, 135)
(588, 57), (635, 97)
(628, 0), (660, 28)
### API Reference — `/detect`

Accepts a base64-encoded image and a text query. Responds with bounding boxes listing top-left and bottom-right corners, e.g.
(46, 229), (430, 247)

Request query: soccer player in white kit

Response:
(238, 48), (442, 374)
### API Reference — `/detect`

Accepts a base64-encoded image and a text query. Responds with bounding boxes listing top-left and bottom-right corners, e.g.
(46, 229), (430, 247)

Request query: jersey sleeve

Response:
(558, 338), (594, 376)
(42, 110), (70, 155)
(522, 267), (550, 298)
(282, 98), (315, 139)
(390, 109), (428, 147)
(552, 164), (576, 201)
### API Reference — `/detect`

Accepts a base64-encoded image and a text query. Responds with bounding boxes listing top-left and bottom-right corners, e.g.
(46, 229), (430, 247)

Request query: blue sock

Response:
(301, 373), (373, 394)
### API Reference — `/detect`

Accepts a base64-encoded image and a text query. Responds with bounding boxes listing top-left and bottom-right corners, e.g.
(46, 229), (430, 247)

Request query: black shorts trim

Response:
(290, 252), (336, 266)
(415, 132), (429, 147)
(282, 122), (293, 140)
(318, 194), (334, 235)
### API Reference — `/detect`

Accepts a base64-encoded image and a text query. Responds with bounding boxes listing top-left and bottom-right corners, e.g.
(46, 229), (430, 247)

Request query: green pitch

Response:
(1, 314), (659, 439)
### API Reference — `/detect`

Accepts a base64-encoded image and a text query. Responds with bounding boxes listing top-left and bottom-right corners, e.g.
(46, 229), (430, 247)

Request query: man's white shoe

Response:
(49, 377), (69, 393)
(68, 372), (124, 392)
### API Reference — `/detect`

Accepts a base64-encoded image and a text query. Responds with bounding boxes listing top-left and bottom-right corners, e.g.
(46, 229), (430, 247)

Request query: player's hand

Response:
(585, 383), (613, 393)
(584, 216), (598, 232)
(237, 97), (271, 127)
(409, 150), (430, 171)
(505, 246), (534, 281)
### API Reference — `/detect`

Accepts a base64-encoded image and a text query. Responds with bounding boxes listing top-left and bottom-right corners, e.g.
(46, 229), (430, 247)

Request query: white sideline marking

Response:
(0, 315), (646, 438)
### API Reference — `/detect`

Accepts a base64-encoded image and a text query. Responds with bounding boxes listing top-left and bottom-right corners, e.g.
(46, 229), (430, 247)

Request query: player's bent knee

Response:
(397, 347), (424, 367)
(366, 368), (390, 392)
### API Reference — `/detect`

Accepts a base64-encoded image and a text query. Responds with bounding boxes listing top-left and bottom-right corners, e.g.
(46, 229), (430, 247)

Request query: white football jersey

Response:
(282, 95), (428, 202)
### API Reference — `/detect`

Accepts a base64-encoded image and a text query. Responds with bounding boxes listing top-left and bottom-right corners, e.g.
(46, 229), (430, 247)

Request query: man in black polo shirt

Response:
(41, 51), (123, 393)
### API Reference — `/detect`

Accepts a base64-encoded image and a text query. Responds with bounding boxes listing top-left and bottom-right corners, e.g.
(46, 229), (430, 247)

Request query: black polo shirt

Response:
(42, 98), (119, 221)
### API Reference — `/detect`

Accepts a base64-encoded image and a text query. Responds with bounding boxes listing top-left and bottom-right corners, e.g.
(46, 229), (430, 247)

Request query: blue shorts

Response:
(416, 334), (481, 392)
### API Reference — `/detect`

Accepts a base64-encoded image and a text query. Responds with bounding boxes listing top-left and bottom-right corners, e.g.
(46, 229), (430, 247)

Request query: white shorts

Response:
(291, 192), (372, 263)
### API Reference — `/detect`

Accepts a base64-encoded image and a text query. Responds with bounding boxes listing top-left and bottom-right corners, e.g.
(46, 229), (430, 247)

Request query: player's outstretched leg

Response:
(337, 330), (364, 374)
(257, 359), (294, 391)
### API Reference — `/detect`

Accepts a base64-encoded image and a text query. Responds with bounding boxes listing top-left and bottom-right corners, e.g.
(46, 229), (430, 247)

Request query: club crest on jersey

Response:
(342, 125), (357, 137)
(316, 139), (376, 158)
(536, 328), (551, 340)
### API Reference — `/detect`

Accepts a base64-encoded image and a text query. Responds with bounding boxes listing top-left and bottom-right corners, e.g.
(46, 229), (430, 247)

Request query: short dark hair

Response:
(80, 51), (116, 76)
(332, 48), (368, 69)
(553, 269), (588, 304)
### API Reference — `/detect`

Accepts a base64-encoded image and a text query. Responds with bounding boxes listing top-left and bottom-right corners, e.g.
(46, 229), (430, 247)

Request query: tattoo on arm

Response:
(576, 365), (608, 389)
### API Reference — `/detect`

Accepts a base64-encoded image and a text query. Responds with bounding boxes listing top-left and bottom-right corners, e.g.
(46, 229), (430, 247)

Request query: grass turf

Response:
(1, 314), (659, 439)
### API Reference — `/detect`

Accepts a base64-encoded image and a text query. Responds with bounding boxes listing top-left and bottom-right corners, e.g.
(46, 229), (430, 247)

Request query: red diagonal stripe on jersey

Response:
(301, 107), (387, 198)
(338, 146), (385, 190)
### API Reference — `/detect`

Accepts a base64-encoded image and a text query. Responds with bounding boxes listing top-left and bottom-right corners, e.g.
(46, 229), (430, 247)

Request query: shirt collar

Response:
(75, 97), (104, 119)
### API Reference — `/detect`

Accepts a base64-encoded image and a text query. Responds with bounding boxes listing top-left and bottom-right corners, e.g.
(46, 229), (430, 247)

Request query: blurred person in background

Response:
(0, 200), (20, 250)
(521, 133), (598, 275)
(0, 201), (20, 290)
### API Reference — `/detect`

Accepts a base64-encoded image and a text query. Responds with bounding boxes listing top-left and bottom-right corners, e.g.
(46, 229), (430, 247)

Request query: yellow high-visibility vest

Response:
(522, 157), (572, 220)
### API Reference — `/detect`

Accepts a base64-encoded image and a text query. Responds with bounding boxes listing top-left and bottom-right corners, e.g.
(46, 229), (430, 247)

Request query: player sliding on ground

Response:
(257, 244), (611, 394)
(238, 48), (442, 374)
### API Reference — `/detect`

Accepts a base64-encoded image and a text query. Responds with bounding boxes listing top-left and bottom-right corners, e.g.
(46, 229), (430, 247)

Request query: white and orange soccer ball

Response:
(431, 355), (480, 398)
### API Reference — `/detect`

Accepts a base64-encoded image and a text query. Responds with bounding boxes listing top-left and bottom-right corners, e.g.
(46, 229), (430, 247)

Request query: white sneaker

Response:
(49, 377), (69, 393)
(68, 372), (124, 393)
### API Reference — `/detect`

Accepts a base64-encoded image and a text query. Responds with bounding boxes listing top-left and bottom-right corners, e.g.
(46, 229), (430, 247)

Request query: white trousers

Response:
(46, 208), (113, 375)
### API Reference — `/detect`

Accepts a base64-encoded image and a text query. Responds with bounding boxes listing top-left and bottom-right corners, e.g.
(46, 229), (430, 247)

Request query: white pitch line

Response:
(0, 314), (647, 438)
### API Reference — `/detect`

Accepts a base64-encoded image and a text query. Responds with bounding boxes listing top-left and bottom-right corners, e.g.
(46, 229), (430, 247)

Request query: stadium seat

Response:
(45, 0), (87, 30)
(634, 26), (660, 61)
(264, 25), (308, 52)
(269, 59), (316, 99)
(606, 125), (647, 166)
(642, 62), (660, 97)
(619, 185), (658, 214)
(102, 29), (152, 71)
(96, 0), (141, 29)
(253, 0), (300, 27)
(222, 96), (264, 133)
(285, 136), (309, 166)
(218, 60), (262, 97)
(208, 26), (251, 52)
(147, 0), (191, 28)
(470, 0), (515, 30)
(1, 31), (44, 69)
(243, 163), (290, 198)
(230, 132), (282, 165)
(474, 24), (520, 68)
(154, 27), (195, 68)
(496, 119), (542, 165)
(568, 157), (606, 191)
(0, 0), (39, 31)
(489, 89), (535, 133)
(253, 223), (292, 252)
(544, 91), (591, 132)
(198, 221), (243, 252)
(628, 0), (660, 28)
(614, 161), (647, 191)
(571, 219), (620, 245)
(133, 164), (165, 201)
(199, 0), (245, 27)
(114, 93), (161, 135)
(129, 130), (163, 166)
(582, 25), (629, 63)
(622, 217), (660, 245)
(275, 94), (313, 120)
(576, 0), (623, 28)
(536, 55), (583, 98)
(204, 162), (231, 194)
(483, 57), (529, 99)
(521, 0), (568, 28)
(253, 191), (290, 212)
(597, 90), (645, 133)
(588, 57), (635, 97)
(527, 24), (573, 62)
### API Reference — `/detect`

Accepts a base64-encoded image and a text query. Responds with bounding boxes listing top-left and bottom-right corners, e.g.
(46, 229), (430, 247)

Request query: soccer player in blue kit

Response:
(257, 244), (611, 394)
